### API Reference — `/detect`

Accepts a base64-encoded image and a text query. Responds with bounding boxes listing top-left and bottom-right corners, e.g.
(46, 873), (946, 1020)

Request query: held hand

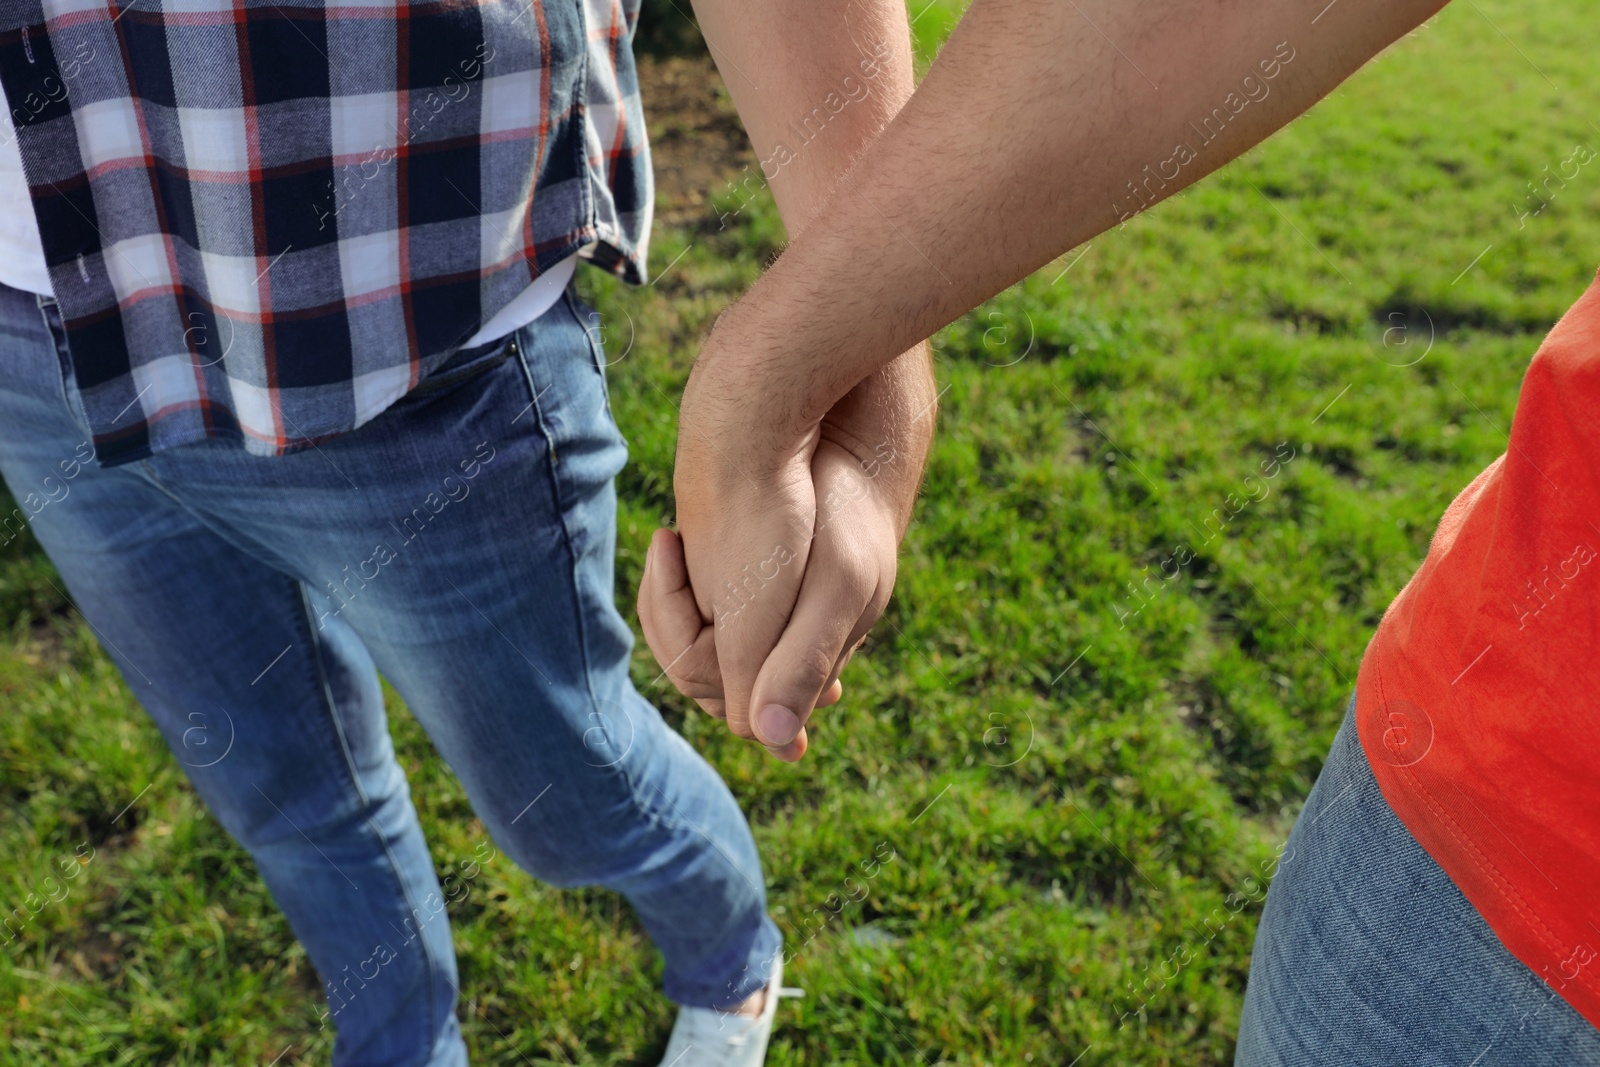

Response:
(639, 435), (901, 762)
(639, 318), (933, 762)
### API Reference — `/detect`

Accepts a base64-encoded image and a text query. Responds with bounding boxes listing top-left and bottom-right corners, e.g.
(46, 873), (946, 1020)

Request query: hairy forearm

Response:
(687, 0), (914, 226)
(702, 0), (1449, 440)
(690, 0), (936, 521)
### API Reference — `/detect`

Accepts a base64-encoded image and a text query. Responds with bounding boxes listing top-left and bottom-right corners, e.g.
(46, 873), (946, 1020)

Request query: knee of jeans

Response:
(488, 745), (688, 891)
(490, 790), (675, 890)
(201, 763), (408, 858)
(502, 841), (593, 890)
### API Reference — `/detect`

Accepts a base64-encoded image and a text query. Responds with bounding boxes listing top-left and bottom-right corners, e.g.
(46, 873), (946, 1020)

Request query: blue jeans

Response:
(1237, 698), (1600, 1065)
(0, 281), (781, 1066)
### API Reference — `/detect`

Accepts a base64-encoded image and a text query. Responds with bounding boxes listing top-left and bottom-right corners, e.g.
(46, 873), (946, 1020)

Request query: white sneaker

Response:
(656, 958), (803, 1067)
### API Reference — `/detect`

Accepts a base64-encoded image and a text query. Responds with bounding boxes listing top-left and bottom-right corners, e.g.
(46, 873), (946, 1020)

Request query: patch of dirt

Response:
(0, 620), (75, 717)
(637, 55), (756, 232)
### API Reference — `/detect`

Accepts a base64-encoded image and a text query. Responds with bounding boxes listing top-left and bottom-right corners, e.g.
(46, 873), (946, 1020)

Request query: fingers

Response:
(704, 516), (814, 742)
(748, 535), (879, 759)
(764, 679), (841, 763)
(638, 528), (723, 702)
(638, 526), (845, 732)
(760, 660), (848, 761)
(764, 725), (808, 763)
(747, 436), (900, 762)
(666, 430), (903, 762)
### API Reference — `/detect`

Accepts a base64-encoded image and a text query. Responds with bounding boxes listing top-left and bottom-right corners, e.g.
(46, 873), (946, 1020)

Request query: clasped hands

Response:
(638, 310), (934, 762)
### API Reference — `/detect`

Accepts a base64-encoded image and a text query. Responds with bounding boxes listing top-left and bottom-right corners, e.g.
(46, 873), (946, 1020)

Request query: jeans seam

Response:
(35, 297), (85, 437)
(510, 312), (684, 837)
(133, 459), (189, 508)
(292, 580), (442, 1056)
(562, 288), (616, 417)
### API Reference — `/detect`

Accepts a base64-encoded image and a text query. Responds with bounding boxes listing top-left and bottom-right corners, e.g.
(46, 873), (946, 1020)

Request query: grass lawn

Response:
(4, 1), (1599, 1063)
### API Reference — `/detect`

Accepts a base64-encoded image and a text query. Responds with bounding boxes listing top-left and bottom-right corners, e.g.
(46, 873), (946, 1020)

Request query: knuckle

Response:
(674, 680), (722, 701)
(840, 541), (876, 579)
(832, 551), (880, 606)
(665, 665), (717, 699)
(792, 639), (839, 689)
(716, 631), (778, 681)
(665, 659), (716, 694)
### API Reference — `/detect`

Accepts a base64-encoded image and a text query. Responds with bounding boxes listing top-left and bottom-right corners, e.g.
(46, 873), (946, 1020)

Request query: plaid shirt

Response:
(0, 0), (651, 467)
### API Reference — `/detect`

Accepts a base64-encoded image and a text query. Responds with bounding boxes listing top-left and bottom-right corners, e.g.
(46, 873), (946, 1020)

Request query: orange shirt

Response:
(1356, 268), (1600, 1027)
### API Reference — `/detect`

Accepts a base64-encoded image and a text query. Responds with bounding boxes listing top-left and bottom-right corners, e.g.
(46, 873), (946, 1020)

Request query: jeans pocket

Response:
(408, 331), (519, 397)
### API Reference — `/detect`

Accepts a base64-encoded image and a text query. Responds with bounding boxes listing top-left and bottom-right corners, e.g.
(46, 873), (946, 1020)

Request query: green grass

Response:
(5, 1), (1600, 1063)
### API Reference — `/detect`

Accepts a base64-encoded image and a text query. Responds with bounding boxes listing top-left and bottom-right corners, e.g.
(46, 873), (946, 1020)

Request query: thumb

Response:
(748, 555), (873, 760)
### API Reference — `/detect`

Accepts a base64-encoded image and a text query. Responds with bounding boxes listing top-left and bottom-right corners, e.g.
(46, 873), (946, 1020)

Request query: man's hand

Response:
(640, 0), (931, 759)
(638, 338), (932, 761)
(638, 436), (900, 760)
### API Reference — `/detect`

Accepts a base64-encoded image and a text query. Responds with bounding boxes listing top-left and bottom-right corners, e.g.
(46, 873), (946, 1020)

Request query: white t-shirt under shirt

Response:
(0, 79), (573, 347)
(463, 252), (575, 347)
(0, 87), (52, 298)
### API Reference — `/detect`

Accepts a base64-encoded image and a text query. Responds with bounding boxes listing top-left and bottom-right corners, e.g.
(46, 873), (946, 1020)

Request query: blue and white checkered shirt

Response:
(0, 0), (652, 466)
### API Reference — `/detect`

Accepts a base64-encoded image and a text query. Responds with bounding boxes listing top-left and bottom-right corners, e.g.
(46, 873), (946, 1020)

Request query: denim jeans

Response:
(0, 280), (781, 1066)
(1236, 697), (1600, 1065)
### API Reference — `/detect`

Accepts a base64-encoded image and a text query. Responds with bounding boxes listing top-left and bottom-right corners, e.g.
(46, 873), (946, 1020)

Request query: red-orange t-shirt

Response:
(1356, 267), (1600, 1027)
